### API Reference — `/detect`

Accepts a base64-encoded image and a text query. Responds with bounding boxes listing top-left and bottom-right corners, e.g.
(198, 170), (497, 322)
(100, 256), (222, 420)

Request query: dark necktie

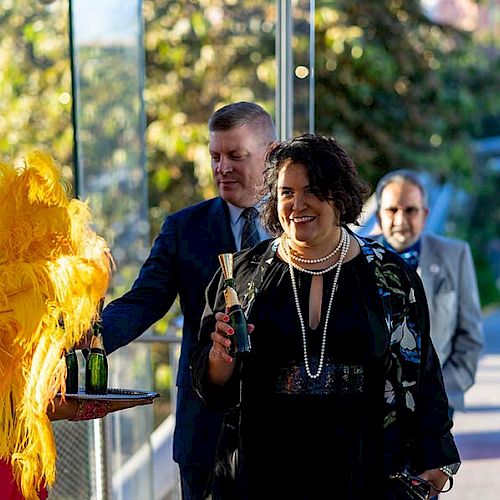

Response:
(399, 249), (419, 271)
(240, 207), (260, 250)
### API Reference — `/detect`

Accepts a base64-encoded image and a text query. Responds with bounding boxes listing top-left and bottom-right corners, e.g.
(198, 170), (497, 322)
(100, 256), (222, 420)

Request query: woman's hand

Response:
(207, 310), (254, 385)
(419, 468), (450, 498)
(209, 311), (236, 365)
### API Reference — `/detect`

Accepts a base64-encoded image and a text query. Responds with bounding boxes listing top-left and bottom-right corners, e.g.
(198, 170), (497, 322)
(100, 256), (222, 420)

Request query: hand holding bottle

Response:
(218, 253), (252, 356)
(208, 309), (254, 386)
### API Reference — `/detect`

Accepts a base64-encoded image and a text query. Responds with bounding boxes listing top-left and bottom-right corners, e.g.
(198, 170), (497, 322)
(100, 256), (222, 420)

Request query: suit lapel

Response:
(418, 233), (440, 308)
(207, 197), (237, 255)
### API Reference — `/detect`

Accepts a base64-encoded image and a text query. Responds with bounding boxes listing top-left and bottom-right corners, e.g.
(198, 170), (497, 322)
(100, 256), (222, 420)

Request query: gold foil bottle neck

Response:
(90, 332), (105, 350)
(224, 286), (240, 308)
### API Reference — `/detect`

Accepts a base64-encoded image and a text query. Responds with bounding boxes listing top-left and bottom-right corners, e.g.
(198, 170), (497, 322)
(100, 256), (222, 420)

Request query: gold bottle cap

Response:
(218, 253), (234, 280)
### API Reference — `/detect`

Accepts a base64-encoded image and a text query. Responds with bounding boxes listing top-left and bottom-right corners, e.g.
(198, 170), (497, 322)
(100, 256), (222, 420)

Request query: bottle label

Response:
(86, 352), (108, 394)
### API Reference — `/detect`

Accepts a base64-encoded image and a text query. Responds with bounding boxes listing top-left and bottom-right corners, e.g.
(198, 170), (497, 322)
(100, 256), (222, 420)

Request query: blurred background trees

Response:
(143, 0), (276, 234)
(315, 0), (500, 185)
(2, 0), (498, 232)
(0, 0), (73, 177)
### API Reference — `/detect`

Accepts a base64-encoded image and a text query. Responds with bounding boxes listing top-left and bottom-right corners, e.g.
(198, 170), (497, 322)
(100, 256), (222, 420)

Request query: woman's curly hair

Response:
(260, 134), (371, 236)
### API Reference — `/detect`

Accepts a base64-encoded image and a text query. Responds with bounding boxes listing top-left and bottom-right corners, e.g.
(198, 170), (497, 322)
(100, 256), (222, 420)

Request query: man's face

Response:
(209, 124), (269, 208)
(377, 181), (429, 252)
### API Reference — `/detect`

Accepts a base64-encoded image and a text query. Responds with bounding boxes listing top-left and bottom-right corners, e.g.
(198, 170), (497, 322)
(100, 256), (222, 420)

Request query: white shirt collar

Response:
(226, 202), (247, 224)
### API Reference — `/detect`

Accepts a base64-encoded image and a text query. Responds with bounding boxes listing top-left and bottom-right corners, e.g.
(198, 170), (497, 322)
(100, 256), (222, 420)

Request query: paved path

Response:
(446, 309), (500, 499)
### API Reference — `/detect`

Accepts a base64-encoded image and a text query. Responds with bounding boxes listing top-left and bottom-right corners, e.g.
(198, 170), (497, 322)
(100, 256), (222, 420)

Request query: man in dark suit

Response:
(374, 169), (483, 420)
(101, 102), (276, 499)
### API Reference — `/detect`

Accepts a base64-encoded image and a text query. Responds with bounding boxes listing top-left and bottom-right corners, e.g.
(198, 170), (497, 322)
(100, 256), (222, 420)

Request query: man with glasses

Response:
(375, 169), (483, 422)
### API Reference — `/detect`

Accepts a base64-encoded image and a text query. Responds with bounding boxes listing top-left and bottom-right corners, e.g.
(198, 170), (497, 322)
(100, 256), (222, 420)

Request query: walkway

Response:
(447, 308), (500, 499)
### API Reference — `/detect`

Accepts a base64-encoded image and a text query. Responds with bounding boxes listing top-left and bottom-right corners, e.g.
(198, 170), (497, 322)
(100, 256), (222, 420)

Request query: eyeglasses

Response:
(382, 206), (423, 218)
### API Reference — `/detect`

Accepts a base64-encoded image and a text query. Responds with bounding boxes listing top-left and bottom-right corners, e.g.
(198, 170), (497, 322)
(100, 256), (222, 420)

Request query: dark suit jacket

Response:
(102, 197), (237, 466)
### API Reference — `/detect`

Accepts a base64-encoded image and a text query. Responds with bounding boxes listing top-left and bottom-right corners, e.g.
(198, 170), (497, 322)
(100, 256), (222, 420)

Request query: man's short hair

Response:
(375, 169), (428, 209)
(208, 101), (276, 142)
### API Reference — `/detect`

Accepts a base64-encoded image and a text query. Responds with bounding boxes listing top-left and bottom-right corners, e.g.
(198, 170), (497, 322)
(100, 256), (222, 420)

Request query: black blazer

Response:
(102, 197), (236, 465)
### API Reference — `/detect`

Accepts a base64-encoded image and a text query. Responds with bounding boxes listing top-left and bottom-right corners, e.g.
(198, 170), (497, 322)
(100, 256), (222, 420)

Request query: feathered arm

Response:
(0, 150), (112, 500)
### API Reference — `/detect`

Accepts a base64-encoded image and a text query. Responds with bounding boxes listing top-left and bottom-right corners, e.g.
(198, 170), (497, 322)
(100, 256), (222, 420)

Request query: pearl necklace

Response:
(286, 233), (343, 264)
(282, 227), (348, 276)
(285, 227), (350, 379)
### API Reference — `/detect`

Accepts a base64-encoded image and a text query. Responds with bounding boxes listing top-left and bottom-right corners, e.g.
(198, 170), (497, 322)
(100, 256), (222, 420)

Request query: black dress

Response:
(236, 253), (388, 499)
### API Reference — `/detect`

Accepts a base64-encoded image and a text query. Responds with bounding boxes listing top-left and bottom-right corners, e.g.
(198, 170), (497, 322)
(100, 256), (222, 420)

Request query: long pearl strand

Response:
(286, 232), (343, 264)
(286, 227), (350, 379)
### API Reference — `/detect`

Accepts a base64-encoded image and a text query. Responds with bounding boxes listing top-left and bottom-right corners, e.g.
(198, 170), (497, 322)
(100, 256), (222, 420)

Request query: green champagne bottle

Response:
(85, 320), (108, 395)
(65, 348), (79, 394)
(218, 253), (251, 356)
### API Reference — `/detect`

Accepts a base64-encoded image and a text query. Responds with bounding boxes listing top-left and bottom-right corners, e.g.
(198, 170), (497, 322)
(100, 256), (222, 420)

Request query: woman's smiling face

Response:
(277, 161), (340, 251)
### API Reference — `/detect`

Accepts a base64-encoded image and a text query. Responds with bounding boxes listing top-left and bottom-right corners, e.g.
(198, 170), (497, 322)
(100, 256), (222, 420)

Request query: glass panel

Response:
(276, 0), (314, 138)
(69, 1), (153, 499)
(293, 0), (315, 135)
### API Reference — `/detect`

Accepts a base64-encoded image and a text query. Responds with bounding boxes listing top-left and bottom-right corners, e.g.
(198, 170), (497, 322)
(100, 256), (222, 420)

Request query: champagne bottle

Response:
(85, 320), (108, 394)
(65, 348), (79, 394)
(218, 253), (251, 356)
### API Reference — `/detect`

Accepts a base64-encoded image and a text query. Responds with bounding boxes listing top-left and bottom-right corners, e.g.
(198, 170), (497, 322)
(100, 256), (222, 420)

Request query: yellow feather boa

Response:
(0, 150), (112, 499)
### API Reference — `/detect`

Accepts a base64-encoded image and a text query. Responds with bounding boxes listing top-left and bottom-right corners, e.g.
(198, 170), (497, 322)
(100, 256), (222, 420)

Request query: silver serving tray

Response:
(58, 387), (160, 402)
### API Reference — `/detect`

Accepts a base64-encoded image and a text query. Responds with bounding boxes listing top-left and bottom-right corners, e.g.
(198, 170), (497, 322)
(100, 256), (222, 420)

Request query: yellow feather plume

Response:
(0, 150), (112, 499)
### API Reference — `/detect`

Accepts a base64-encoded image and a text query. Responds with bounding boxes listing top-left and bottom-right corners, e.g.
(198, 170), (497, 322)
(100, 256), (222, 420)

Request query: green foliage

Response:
(143, 0), (276, 235)
(0, 0), (72, 174)
(463, 166), (500, 307)
(315, 0), (500, 188)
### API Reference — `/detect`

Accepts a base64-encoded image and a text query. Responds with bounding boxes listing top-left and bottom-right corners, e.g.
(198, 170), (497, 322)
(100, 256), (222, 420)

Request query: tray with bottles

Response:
(58, 387), (160, 402)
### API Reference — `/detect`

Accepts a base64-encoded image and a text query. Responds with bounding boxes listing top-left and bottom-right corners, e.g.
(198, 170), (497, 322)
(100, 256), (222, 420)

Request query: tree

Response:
(143, 0), (276, 234)
(315, 0), (500, 188)
(0, 1), (72, 178)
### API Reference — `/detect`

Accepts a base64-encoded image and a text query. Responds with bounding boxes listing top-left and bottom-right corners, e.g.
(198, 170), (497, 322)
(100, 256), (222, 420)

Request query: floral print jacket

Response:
(191, 230), (460, 476)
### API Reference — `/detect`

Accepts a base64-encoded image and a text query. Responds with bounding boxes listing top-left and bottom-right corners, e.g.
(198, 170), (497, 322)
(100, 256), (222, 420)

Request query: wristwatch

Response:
(439, 462), (460, 478)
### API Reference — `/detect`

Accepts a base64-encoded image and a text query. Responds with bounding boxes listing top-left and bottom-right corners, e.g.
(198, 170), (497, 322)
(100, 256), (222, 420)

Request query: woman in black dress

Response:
(191, 134), (460, 499)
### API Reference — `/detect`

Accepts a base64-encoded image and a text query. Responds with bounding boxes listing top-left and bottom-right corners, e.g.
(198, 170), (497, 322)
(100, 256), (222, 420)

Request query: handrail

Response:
(134, 334), (181, 344)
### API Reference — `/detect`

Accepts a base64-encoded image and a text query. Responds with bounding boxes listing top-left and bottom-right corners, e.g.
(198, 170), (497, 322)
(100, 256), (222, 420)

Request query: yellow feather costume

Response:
(0, 150), (112, 499)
